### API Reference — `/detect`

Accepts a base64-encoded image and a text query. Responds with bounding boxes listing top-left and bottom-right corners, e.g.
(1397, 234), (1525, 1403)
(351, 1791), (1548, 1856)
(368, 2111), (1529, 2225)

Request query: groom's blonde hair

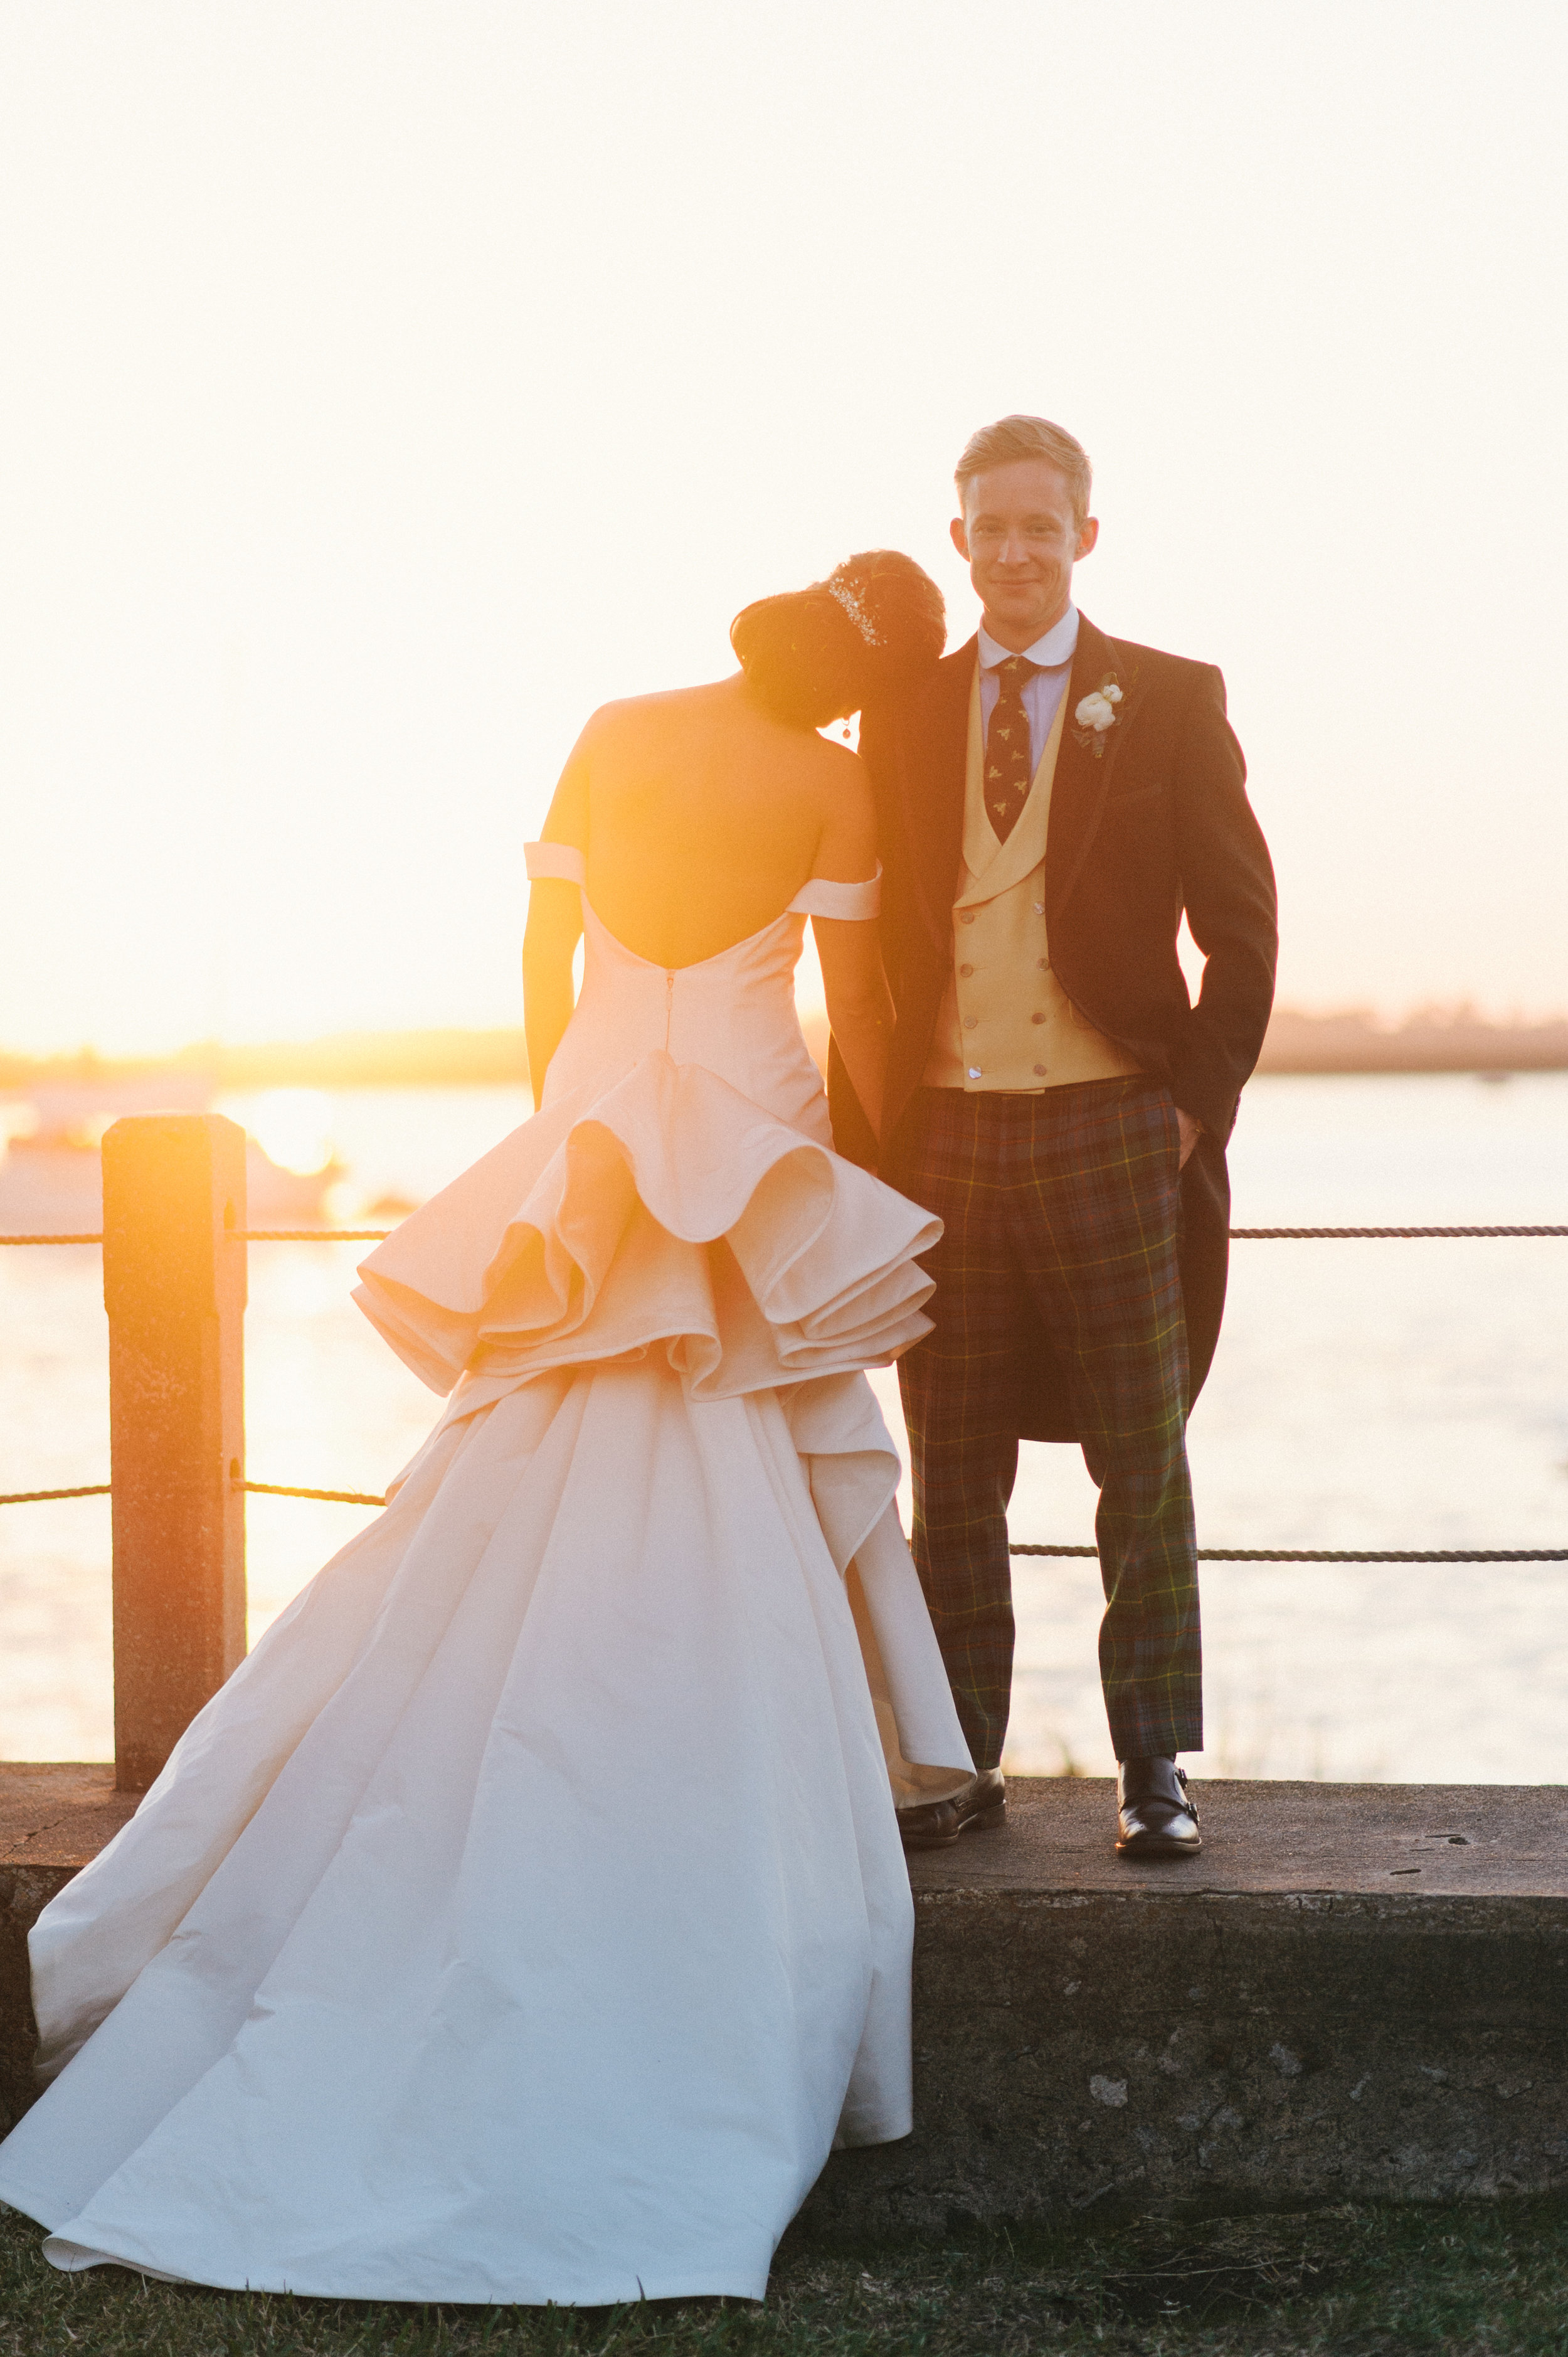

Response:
(955, 415), (1093, 528)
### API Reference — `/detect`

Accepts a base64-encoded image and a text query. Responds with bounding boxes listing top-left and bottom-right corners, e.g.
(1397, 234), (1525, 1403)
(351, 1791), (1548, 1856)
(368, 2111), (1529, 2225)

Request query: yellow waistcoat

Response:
(922, 669), (1144, 1092)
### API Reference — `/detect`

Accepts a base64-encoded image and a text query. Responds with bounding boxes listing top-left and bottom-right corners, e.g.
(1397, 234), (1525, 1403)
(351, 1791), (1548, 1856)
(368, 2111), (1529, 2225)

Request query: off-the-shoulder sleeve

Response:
(525, 841), (586, 886)
(786, 864), (881, 921)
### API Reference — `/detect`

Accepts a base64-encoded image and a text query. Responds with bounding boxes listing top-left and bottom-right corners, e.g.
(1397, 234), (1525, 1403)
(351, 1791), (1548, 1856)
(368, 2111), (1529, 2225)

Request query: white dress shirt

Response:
(977, 604), (1080, 779)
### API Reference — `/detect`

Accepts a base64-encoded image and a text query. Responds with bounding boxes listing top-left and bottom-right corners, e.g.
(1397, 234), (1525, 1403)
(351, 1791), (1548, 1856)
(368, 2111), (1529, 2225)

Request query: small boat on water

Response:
(0, 1093), (347, 1235)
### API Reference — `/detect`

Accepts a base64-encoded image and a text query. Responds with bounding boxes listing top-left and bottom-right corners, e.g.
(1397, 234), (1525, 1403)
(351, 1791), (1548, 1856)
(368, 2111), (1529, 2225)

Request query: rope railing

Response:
(0, 1229), (396, 1246)
(3, 1208), (1563, 1564)
(0, 1484), (112, 1506)
(1229, 1224), (1568, 1240)
(6, 1225), (1567, 1246)
(0, 1233), (109, 1246)
(1010, 1542), (1567, 1564)
(240, 1479), (386, 1507)
(4, 1474), (1559, 1562)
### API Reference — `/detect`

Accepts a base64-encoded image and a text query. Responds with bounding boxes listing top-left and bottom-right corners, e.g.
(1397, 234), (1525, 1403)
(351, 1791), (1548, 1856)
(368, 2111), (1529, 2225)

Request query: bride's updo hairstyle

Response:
(730, 550), (946, 728)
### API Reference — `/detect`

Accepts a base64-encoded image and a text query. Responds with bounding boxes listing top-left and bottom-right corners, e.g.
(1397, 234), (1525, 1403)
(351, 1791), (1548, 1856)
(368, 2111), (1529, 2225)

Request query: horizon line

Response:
(3, 1001), (1568, 1071)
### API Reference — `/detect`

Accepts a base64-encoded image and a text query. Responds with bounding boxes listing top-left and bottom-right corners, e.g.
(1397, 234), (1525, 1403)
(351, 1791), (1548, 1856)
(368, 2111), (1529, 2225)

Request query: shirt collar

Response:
(977, 604), (1079, 673)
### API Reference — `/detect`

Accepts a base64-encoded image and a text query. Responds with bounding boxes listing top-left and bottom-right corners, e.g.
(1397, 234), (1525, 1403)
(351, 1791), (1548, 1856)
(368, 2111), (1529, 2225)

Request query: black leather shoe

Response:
(1116, 1757), (1202, 1857)
(898, 1768), (1006, 1852)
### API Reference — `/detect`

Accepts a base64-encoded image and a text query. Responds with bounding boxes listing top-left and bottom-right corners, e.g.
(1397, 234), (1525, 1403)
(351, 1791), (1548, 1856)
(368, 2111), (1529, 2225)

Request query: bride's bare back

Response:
(524, 672), (893, 1134)
(539, 675), (874, 968)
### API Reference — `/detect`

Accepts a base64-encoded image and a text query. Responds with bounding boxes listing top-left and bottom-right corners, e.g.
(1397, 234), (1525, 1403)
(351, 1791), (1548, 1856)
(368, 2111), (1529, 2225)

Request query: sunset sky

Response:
(2, 3), (1564, 1056)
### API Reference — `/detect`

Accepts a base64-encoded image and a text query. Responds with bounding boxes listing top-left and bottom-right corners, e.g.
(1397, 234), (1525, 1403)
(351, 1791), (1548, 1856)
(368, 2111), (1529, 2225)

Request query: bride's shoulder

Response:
(804, 735), (872, 794)
(787, 733), (873, 832)
(575, 681), (722, 753)
(576, 687), (673, 737)
(802, 741), (876, 880)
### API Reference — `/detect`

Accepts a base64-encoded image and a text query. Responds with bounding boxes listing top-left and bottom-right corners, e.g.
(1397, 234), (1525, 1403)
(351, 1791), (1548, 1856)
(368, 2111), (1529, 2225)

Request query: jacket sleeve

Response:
(854, 696), (907, 1001)
(825, 694), (896, 1171)
(827, 1039), (879, 1169)
(1168, 666), (1278, 1141)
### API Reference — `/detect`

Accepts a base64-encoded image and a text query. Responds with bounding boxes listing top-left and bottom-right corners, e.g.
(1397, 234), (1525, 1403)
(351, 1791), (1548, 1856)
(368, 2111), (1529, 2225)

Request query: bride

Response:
(0, 551), (975, 2305)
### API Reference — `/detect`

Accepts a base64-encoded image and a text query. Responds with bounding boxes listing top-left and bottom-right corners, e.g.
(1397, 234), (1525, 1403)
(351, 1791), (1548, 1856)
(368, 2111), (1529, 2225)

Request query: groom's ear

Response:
(949, 514), (970, 561)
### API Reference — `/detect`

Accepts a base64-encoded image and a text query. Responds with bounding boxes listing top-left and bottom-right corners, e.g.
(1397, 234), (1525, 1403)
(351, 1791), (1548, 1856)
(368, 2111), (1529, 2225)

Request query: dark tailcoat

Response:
(830, 612), (1278, 1443)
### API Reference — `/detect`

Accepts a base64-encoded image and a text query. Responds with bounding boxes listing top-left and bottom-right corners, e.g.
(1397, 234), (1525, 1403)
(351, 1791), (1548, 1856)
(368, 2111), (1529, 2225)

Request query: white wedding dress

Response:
(0, 844), (972, 2305)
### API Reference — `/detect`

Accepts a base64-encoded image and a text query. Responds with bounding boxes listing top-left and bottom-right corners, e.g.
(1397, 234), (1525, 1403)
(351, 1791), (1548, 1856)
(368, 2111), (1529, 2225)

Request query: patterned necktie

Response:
(983, 656), (1039, 843)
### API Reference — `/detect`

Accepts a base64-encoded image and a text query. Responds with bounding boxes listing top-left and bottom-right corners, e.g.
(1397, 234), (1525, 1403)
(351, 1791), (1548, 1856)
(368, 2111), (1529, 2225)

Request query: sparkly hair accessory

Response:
(825, 578), (881, 646)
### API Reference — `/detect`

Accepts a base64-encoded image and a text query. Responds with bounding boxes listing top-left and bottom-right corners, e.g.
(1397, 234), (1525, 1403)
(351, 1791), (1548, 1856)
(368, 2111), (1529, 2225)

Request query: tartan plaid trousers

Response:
(898, 1078), (1202, 1768)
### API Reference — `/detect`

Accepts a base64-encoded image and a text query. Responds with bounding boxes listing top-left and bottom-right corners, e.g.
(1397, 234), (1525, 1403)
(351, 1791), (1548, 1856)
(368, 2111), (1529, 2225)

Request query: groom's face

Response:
(950, 459), (1099, 651)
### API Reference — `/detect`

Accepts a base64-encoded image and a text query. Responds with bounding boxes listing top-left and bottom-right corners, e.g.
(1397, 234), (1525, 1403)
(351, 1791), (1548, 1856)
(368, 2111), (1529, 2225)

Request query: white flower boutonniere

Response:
(1073, 677), (1124, 758)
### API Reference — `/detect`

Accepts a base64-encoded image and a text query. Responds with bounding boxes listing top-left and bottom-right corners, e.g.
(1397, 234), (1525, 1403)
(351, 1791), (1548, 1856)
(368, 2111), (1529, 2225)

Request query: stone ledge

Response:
(913, 1774), (1568, 1900)
(4, 1769), (1566, 2226)
(0, 1762), (137, 1873)
(798, 1778), (1568, 2236)
(0, 1765), (137, 2134)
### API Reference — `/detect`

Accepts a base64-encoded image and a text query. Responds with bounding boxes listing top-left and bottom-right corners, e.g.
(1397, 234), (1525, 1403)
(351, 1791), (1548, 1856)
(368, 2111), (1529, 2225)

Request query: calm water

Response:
(1, 1073), (1564, 1779)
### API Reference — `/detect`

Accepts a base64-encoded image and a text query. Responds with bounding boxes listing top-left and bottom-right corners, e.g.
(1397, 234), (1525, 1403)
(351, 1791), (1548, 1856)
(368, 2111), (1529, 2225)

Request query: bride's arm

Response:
(812, 755), (891, 1141)
(814, 917), (894, 1142)
(522, 747), (589, 1104)
(523, 883), (583, 1103)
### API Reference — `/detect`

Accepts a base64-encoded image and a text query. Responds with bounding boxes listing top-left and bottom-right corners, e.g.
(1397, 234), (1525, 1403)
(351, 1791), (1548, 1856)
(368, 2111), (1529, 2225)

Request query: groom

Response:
(834, 415), (1277, 1858)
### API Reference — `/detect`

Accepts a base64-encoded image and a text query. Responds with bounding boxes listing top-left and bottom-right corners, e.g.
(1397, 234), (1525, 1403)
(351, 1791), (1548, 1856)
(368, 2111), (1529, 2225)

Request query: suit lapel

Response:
(898, 638), (975, 955)
(1045, 612), (1139, 920)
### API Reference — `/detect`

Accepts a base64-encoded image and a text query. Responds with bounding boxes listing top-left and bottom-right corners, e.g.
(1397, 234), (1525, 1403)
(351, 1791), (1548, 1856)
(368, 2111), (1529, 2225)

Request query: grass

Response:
(6, 2198), (1568, 2357)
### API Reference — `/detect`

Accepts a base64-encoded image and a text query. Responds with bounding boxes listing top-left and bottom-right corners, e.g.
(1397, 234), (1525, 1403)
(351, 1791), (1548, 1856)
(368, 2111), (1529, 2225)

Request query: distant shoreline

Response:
(3, 1008), (1565, 1093)
(1253, 1008), (1568, 1076)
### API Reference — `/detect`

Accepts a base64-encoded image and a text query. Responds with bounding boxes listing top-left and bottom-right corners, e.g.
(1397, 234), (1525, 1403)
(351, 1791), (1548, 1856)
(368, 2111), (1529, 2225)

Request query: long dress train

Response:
(0, 848), (972, 2303)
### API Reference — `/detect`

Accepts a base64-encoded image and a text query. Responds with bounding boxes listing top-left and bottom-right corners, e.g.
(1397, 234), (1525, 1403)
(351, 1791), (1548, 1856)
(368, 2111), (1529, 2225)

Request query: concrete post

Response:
(102, 1115), (248, 1792)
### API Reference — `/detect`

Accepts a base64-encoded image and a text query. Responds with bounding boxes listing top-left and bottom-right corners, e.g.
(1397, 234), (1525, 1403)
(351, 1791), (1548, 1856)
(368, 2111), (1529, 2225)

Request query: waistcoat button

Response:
(958, 963), (974, 977)
(1033, 1063), (1047, 1076)
(967, 1067), (982, 1079)
(1030, 1011), (1046, 1024)
(1037, 956), (1050, 970)
(963, 1017), (977, 1030)
(959, 912), (975, 925)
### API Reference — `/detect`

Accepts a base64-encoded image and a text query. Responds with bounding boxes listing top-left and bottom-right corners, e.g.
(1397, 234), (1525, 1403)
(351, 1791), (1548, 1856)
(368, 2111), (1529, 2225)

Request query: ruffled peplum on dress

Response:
(0, 849), (972, 2306)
